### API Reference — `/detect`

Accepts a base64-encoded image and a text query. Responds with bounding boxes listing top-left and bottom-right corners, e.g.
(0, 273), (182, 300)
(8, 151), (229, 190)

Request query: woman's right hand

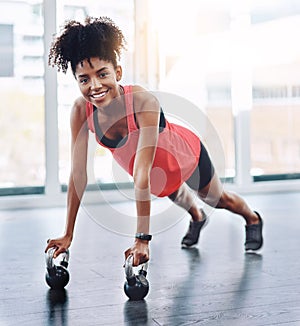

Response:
(124, 238), (150, 267)
(45, 235), (73, 258)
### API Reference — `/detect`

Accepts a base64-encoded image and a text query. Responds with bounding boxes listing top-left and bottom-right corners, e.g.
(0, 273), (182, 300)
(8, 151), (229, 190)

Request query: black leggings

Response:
(186, 142), (215, 191)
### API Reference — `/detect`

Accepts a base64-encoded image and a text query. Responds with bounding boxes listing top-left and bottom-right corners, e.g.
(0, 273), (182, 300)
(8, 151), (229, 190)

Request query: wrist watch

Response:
(135, 232), (152, 241)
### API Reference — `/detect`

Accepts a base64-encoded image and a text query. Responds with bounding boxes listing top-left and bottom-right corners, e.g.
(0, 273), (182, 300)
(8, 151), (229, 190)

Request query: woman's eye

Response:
(80, 78), (88, 84)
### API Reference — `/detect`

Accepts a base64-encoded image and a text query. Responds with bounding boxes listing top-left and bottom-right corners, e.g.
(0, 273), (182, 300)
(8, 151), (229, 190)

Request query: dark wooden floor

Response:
(1, 191), (300, 325)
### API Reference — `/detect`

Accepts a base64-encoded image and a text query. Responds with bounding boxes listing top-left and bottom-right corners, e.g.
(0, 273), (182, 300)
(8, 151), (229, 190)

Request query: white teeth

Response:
(93, 90), (108, 98)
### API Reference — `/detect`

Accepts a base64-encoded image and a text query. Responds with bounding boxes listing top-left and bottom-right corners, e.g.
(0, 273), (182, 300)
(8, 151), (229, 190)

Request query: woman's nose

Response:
(91, 78), (102, 89)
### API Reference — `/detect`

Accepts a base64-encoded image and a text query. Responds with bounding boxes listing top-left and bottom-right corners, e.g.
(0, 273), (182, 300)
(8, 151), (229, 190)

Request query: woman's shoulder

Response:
(123, 84), (147, 96)
(73, 96), (87, 109)
(131, 84), (147, 93)
(71, 96), (88, 121)
(129, 84), (159, 108)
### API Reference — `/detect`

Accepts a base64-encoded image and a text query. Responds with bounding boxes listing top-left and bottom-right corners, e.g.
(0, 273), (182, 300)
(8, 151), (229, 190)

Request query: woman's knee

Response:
(197, 174), (223, 207)
(216, 191), (236, 210)
(168, 184), (196, 211)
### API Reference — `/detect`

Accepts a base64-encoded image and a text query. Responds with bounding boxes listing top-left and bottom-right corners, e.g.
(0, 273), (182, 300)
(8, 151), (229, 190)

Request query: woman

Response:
(45, 17), (263, 266)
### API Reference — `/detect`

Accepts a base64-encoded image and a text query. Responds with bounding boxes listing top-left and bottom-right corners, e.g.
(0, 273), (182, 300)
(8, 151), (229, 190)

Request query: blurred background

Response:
(1, 0), (300, 207)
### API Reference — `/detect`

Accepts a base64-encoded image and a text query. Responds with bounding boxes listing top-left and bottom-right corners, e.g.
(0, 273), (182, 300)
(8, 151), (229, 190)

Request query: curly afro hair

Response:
(48, 16), (126, 75)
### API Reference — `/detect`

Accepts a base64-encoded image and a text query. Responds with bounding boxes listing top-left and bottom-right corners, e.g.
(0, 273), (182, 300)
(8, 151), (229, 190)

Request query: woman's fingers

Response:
(45, 239), (55, 253)
(132, 252), (148, 266)
(124, 243), (149, 266)
(53, 247), (65, 258)
(45, 239), (64, 257)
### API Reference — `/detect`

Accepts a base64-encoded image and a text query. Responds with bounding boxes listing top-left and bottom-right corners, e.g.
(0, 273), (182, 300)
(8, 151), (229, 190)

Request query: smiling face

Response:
(75, 57), (122, 108)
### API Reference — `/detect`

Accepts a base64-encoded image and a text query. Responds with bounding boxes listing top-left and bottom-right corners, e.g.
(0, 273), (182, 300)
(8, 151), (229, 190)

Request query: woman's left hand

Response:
(124, 239), (150, 266)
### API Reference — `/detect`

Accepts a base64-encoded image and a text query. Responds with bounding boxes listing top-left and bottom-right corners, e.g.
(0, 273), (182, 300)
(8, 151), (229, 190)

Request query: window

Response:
(57, 0), (135, 187)
(250, 15), (300, 180)
(152, 0), (234, 181)
(0, 24), (14, 77)
(0, 1), (45, 195)
(1, 0), (300, 202)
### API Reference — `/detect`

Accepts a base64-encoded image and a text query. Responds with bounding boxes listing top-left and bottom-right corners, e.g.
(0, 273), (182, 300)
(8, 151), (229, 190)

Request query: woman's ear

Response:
(116, 65), (123, 82)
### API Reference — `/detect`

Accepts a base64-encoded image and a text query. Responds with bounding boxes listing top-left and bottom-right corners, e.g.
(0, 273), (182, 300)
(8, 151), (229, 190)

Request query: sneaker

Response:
(181, 210), (208, 248)
(245, 211), (263, 251)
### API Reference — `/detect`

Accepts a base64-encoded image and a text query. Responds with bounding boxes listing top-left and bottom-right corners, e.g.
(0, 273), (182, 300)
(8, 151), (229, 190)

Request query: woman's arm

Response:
(45, 97), (89, 258)
(125, 86), (160, 266)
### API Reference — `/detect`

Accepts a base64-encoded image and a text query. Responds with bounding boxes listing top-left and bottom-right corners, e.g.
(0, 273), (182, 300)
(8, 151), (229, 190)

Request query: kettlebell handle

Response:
(124, 255), (148, 279)
(45, 247), (70, 269)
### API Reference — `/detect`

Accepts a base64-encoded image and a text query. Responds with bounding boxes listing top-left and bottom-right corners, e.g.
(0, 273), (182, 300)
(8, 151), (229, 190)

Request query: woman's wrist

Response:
(135, 232), (152, 241)
(134, 238), (150, 245)
(64, 232), (73, 239)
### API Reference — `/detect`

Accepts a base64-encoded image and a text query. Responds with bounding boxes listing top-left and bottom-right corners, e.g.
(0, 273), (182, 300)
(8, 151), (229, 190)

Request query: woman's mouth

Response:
(91, 89), (109, 99)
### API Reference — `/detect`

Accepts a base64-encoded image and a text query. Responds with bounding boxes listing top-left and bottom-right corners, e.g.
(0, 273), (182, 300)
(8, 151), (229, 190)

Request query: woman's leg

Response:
(196, 172), (264, 250)
(168, 183), (209, 247)
(168, 183), (204, 222)
(178, 140), (262, 249)
(197, 172), (259, 225)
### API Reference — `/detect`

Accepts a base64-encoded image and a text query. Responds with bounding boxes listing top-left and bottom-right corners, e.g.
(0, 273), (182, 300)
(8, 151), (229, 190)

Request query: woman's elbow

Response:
(133, 170), (150, 190)
(133, 171), (151, 201)
(71, 169), (87, 186)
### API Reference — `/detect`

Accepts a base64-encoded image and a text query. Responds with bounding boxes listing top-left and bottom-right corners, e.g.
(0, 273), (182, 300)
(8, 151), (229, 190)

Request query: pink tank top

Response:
(86, 85), (201, 197)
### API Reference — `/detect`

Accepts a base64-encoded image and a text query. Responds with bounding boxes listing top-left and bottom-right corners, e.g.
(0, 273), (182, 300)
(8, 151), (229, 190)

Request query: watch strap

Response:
(135, 233), (152, 241)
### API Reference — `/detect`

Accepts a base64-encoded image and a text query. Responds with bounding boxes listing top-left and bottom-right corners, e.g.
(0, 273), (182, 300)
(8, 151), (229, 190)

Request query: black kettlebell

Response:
(45, 248), (70, 290)
(124, 255), (149, 301)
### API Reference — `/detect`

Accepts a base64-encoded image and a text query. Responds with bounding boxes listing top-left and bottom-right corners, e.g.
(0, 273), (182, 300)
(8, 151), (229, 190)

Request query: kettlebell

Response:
(124, 255), (149, 301)
(45, 248), (70, 290)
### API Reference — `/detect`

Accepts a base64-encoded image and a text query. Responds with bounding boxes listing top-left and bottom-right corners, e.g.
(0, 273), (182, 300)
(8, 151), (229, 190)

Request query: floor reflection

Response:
(46, 289), (68, 326)
(123, 299), (148, 325)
